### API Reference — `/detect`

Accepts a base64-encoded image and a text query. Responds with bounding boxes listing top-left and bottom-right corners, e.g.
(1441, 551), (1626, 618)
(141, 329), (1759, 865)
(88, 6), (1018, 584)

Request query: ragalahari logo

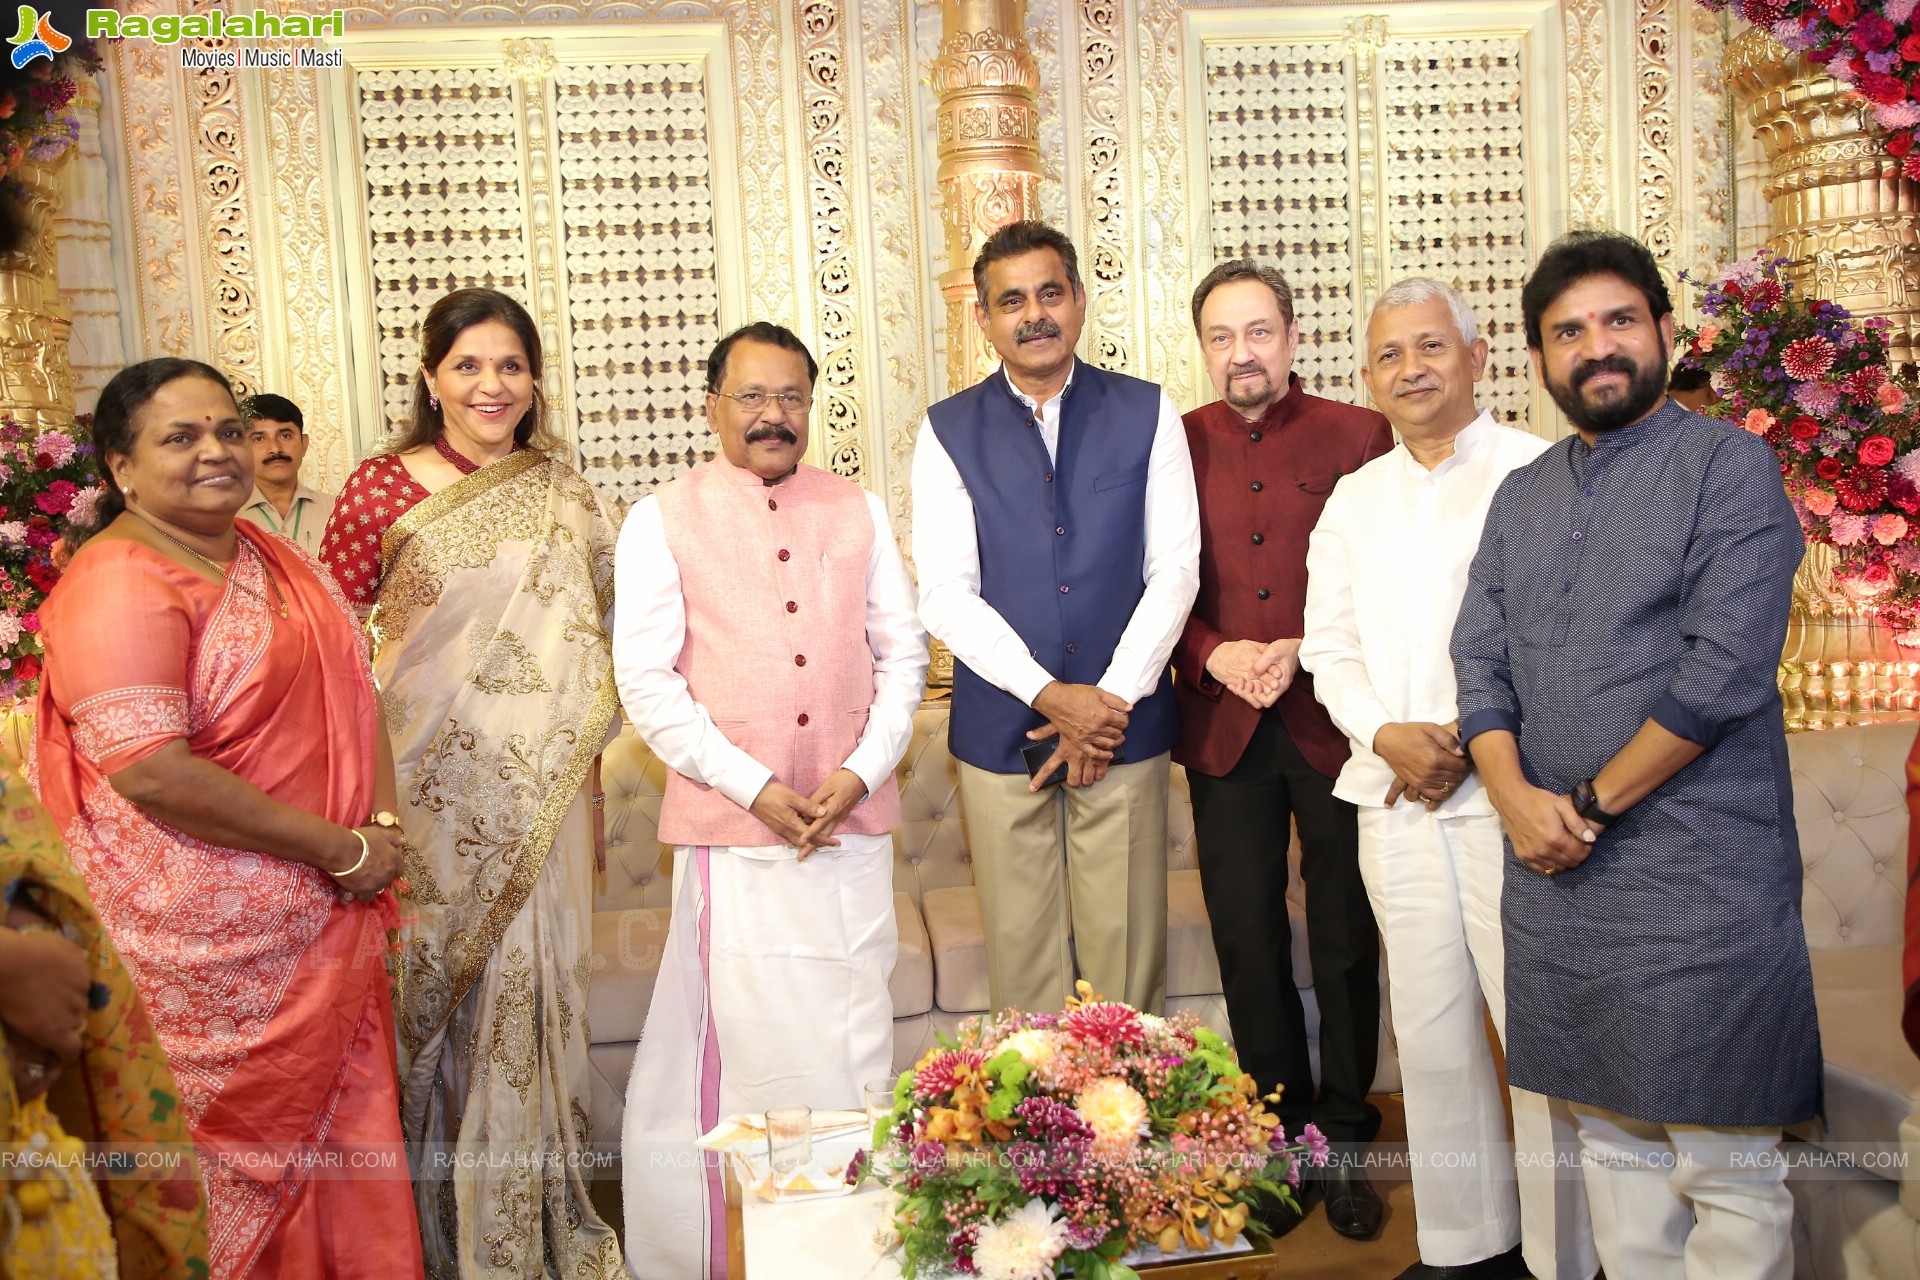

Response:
(7, 7), (69, 68)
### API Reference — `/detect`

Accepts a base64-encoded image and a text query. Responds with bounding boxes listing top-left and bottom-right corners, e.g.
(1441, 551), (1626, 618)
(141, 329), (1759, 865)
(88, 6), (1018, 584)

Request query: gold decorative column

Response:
(0, 152), (75, 431)
(1728, 28), (1920, 367)
(930, 0), (1043, 393)
(1729, 28), (1920, 728)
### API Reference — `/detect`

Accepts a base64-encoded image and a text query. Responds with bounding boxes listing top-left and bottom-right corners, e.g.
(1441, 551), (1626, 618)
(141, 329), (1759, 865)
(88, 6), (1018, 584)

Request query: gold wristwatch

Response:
(370, 811), (401, 829)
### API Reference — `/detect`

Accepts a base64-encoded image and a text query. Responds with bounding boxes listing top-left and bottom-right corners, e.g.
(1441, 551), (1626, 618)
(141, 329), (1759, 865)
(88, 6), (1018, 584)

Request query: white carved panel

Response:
(1380, 37), (1532, 427)
(551, 61), (721, 505)
(356, 66), (532, 436)
(1202, 43), (1357, 400)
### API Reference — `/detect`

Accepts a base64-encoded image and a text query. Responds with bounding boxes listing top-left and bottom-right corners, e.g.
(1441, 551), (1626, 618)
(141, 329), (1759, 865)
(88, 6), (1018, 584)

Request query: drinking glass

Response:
(766, 1105), (812, 1175)
(863, 1079), (896, 1144)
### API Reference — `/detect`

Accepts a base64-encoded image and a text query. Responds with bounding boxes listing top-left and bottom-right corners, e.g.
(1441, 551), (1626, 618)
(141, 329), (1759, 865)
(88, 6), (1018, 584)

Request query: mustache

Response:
(1572, 355), (1638, 388)
(745, 424), (798, 446)
(262, 454), (293, 465)
(1394, 378), (1439, 396)
(1227, 361), (1268, 379)
(1015, 319), (1062, 344)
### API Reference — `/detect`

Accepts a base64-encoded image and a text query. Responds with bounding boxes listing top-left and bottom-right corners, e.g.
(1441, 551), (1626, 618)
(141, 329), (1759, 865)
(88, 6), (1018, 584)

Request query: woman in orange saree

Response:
(33, 359), (423, 1280)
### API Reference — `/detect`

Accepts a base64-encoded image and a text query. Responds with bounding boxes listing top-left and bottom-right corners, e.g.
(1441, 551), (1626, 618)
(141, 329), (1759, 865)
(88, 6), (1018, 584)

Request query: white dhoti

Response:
(1357, 804), (1596, 1278)
(620, 834), (898, 1280)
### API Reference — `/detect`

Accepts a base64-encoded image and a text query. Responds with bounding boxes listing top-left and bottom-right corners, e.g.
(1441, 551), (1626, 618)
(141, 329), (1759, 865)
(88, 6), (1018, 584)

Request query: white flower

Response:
(0, 613), (19, 648)
(0, 521), (24, 546)
(972, 1199), (1070, 1280)
(997, 1028), (1059, 1069)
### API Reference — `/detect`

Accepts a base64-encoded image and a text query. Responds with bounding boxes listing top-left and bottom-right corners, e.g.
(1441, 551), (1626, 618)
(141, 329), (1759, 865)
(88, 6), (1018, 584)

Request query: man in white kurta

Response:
(1299, 281), (1594, 1280)
(613, 323), (928, 1280)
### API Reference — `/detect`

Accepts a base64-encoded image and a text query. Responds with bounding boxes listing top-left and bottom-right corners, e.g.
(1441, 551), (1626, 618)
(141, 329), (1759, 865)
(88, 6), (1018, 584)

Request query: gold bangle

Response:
(330, 829), (371, 879)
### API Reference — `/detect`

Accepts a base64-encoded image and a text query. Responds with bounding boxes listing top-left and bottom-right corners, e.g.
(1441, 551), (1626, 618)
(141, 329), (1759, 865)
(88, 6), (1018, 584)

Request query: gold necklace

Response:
(136, 512), (289, 619)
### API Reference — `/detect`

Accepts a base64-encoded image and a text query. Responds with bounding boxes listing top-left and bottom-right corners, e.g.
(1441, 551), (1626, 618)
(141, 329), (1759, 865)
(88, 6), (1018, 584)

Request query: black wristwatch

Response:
(1570, 778), (1623, 827)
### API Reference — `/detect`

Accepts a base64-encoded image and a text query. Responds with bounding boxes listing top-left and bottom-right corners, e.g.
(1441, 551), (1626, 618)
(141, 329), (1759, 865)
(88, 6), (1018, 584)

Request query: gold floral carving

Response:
(113, 34), (194, 360)
(1563, 0), (1611, 229)
(182, 45), (262, 399)
(1079, 0), (1131, 374)
(1137, 0), (1199, 408)
(1636, 0), (1677, 266)
(796, 0), (870, 482)
(0, 157), (75, 429)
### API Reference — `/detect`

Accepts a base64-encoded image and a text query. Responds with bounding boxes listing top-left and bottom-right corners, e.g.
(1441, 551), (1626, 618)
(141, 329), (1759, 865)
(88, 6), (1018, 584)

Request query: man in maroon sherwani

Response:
(1173, 260), (1392, 1240)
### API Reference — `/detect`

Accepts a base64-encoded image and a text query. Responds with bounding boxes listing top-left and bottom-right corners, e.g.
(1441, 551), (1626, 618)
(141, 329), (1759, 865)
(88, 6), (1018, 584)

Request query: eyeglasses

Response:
(714, 390), (813, 414)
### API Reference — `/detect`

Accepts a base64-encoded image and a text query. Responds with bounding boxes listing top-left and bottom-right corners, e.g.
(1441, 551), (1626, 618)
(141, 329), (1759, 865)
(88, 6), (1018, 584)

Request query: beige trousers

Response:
(956, 753), (1169, 1014)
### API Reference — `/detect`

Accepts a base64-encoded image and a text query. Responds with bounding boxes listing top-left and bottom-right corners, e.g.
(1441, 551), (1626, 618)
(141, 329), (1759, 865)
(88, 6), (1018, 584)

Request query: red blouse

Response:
(318, 454), (430, 608)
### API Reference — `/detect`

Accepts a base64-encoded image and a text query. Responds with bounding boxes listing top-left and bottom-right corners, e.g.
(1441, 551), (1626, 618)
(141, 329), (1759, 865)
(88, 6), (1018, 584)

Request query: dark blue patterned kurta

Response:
(1451, 400), (1821, 1127)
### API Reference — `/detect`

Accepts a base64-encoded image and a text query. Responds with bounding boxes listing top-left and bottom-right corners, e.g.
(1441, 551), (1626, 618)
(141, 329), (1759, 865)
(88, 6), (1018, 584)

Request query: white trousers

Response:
(1569, 1103), (1793, 1280)
(621, 835), (898, 1280)
(1357, 805), (1596, 1277)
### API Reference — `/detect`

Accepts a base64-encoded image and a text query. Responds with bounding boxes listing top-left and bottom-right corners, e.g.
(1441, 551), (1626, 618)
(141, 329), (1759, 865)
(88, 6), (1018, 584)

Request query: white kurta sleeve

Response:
(1095, 390), (1202, 705)
(611, 496), (774, 812)
(911, 415), (1056, 707)
(838, 492), (930, 796)
(1300, 488), (1396, 757)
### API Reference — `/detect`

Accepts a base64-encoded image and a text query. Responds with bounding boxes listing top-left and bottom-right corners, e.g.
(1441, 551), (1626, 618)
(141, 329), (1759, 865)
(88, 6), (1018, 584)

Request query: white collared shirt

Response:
(611, 485), (927, 815)
(910, 362), (1201, 707)
(1299, 411), (1551, 811)
(238, 482), (336, 556)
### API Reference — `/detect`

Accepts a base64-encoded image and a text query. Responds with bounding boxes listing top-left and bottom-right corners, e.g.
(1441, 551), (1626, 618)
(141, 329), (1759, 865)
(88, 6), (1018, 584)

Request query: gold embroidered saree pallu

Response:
(374, 452), (623, 1280)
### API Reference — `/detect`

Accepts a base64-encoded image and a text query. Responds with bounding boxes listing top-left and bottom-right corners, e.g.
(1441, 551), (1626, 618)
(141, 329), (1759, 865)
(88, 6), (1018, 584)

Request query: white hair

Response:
(1370, 277), (1481, 346)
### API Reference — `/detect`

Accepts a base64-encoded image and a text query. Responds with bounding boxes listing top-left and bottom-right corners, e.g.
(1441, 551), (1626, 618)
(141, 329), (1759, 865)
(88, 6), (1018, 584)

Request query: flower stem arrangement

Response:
(1698, 0), (1920, 171)
(0, 415), (102, 706)
(1676, 253), (1920, 638)
(0, 35), (100, 253)
(862, 982), (1328, 1280)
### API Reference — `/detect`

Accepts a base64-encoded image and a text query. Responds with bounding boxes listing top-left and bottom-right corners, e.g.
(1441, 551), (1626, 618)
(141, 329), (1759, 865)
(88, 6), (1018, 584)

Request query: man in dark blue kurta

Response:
(1451, 231), (1819, 1280)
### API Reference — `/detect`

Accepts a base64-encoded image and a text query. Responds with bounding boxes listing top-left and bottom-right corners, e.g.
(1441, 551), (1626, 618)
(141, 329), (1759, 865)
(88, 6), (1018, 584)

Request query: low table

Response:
(722, 1163), (1283, 1280)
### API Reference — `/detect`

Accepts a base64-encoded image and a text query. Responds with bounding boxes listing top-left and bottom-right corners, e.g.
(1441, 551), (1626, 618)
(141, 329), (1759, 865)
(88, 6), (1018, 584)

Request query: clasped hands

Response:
(0, 901), (91, 1101)
(1374, 721), (1472, 809)
(750, 768), (869, 859)
(1204, 638), (1301, 710)
(1026, 681), (1131, 791)
(1488, 781), (1602, 876)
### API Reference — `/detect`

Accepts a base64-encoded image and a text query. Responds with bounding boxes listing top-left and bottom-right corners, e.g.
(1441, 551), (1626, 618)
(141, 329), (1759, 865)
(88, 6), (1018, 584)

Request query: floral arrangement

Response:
(0, 37), (99, 185)
(1699, 0), (1920, 170)
(0, 415), (103, 706)
(1676, 253), (1920, 638)
(861, 982), (1326, 1280)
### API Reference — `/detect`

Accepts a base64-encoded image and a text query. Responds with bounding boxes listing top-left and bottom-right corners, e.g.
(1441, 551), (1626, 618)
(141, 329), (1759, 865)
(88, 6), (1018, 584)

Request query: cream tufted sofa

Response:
(586, 698), (1402, 1141)
(1786, 719), (1920, 1279)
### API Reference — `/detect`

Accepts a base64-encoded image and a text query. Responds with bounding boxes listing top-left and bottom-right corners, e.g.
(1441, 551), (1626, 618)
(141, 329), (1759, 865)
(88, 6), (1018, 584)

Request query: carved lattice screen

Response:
(1201, 27), (1536, 426)
(357, 67), (532, 434)
(552, 62), (721, 504)
(346, 49), (723, 502)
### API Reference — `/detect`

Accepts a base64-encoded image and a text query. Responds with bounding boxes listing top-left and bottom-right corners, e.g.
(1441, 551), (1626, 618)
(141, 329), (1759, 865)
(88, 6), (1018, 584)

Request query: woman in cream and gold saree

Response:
(35, 359), (419, 1280)
(320, 290), (623, 1280)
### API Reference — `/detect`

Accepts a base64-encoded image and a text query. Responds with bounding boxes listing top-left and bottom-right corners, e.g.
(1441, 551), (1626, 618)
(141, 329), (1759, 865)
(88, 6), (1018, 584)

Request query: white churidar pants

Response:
(620, 834), (898, 1280)
(1357, 804), (1596, 1277)
(1569, 1103), (1793, 1280)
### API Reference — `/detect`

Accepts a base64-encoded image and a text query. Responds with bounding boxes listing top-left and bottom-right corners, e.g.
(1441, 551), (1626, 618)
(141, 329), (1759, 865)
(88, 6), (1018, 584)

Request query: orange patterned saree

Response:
(33, 524), (423, 1280)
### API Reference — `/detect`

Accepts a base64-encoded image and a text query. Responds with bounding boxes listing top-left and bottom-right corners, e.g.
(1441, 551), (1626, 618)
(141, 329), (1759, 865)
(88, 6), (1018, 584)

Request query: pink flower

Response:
(1741, 408), (1775, 436)
(31, 431), (72, 467)
(1880, 382), (1909, 414)
(0, 613), (19, 648)
(1831, 512), (1870, 545)
(1864, 562), (1896, 588)
(32, 480), (76, 516)
(64, 486), (102, 528)
(1301, 1123), (1332, 1167)
(1805, 488), (1839, 516)
(1062, 1002), (1147, 1051)
(1874, 513), (1910, 544)
(1781, 335), (1838, 380)
(1692, 323), (1721, 354)
(1794, 380), (1842, 416)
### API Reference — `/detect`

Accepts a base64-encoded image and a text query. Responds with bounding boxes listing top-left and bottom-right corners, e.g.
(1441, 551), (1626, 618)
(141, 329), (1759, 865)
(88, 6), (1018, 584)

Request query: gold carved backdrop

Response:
(101, 0), (1735, 531)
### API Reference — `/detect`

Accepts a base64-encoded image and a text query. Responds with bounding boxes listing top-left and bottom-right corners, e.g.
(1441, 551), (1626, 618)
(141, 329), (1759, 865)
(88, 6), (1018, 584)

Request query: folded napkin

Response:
(697, 1110), (870, 1202)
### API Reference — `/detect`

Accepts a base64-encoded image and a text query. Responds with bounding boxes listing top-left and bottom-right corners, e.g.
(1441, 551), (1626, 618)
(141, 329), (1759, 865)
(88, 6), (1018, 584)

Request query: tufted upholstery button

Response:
(902, 769), (913, 780)
(961, 853), (972, 863)
(1839, 925), (1852, 938)
(778, 549), (790, 561)
(1834, 812), (1847, 823)
(1876, 860), (1887, 872)
(909, 855), (922, 865)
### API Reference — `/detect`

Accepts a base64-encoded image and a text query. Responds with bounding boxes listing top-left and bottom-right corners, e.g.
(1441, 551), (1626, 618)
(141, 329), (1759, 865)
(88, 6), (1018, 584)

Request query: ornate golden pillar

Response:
(1726, 29), (1920, 370)
(0, 153), (75, 431)
(1729, 28), (1920, 728)
(930, 0), (1043, 394)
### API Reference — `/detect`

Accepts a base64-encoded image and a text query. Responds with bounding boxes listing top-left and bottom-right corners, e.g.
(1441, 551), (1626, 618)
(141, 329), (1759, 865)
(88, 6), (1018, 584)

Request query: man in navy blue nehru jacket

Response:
(912, 220), (1200, 1018)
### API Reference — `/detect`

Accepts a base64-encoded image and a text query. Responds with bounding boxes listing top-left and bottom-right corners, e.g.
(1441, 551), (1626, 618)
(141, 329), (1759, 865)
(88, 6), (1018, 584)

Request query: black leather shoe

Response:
(1320, 1163), (1383, 1240)
(1243, 1182), (1311, 1241)
(1393, 1244), (1530, 1279)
